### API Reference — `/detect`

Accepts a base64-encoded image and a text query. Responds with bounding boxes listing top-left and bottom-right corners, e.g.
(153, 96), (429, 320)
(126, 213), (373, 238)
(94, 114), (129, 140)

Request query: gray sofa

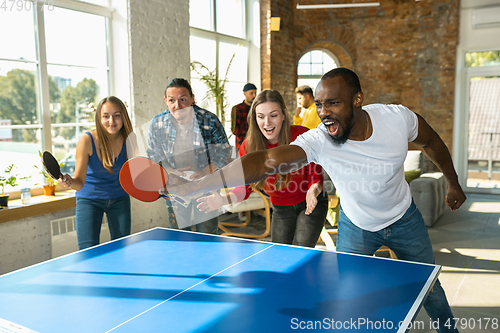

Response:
(405, 150), (448, 227)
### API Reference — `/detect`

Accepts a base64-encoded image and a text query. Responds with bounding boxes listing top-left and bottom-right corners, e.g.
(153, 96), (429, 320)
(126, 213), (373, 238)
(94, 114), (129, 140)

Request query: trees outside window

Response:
(0, 2), (110, 190)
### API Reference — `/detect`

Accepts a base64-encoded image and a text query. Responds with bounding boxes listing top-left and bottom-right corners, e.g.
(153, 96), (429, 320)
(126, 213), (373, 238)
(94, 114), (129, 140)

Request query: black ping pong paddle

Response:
(42, 151), (63, 180)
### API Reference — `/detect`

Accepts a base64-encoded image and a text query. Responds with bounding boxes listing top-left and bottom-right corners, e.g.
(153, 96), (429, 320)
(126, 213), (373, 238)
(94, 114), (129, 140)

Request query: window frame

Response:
(0, 0), (113, 193)
(454, 47), (500, 195)
(189, 0), (259, 144)
(296, 49), (339, 93)
(297, 49), (339, 81)
(37, 0), (113, 150)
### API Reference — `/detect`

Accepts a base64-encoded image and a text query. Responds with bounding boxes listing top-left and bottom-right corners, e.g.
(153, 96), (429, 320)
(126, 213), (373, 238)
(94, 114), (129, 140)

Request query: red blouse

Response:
(231, 125), (324, 206)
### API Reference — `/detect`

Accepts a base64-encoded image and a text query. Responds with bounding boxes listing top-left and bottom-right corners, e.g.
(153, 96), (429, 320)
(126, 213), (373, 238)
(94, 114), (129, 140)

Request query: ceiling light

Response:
(296, 2), (380, 9)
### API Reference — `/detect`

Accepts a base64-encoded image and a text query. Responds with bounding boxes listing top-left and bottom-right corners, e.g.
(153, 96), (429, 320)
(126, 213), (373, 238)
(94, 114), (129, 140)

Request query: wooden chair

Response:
(319, 194), (340, 250)
(218, 191), (272, 239)
(376, 246), (397, 259)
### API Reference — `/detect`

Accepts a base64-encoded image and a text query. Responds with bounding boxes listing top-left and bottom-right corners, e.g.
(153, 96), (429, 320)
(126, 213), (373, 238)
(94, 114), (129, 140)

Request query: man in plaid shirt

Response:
(147, 78), (231, 234)
(231, 83), (257, 150)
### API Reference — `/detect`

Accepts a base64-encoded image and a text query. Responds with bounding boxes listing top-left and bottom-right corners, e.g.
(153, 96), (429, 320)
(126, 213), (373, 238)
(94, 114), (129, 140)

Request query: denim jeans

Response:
(75, 196), (131, 250)
(167, 197), (219, 235)
(336, 199), (459, 333)
(271, 195), (329, 248)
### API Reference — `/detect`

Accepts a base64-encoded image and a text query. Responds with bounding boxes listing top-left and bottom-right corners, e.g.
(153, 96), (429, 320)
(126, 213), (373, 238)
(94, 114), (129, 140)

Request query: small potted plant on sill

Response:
(0, 164), (18, 207)
(35, 151), (63, 196)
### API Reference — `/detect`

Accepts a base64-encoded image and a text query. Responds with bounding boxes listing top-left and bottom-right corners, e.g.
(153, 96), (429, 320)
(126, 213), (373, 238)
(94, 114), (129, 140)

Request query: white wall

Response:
(0, 208), (75, 275)
(459, 0), (500, 50)
(114, 0), (191, 232)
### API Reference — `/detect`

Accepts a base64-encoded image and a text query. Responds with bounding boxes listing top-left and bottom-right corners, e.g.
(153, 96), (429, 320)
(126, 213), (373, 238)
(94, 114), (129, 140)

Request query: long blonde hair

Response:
(95, 96), (133, 173)
(245, 90), (291, 191)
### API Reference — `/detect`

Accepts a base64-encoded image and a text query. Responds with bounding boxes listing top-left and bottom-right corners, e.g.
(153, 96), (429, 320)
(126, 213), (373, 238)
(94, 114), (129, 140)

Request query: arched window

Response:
(297, 50), (338, 90)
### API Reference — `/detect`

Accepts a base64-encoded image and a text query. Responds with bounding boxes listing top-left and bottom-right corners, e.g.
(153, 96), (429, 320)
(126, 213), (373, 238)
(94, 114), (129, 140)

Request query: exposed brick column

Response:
(262, 0), (458, 151)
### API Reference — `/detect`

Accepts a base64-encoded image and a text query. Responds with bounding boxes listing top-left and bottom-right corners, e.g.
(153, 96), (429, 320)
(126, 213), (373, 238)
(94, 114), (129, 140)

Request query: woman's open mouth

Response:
(264, 127), (276, 135)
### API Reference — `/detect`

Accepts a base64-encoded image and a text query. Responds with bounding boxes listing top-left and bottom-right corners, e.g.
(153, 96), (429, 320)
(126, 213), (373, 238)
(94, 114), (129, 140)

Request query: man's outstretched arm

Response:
(412, 113), (467, 212)
(167, 145), (308, 197)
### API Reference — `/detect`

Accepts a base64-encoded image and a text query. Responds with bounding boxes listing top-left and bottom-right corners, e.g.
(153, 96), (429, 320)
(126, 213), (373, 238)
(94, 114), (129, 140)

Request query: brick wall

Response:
(262, 0), (459, 150)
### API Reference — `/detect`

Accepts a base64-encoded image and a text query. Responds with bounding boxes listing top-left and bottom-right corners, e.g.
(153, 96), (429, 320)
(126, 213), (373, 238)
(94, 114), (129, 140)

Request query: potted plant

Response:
(0, 164), (18, 207)
(190, 44), (241, 125)
(34, 151), (62, 196)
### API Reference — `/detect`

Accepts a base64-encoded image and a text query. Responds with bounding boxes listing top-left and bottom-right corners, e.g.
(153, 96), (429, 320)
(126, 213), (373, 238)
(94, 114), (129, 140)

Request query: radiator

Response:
(50, 215), (111, 258)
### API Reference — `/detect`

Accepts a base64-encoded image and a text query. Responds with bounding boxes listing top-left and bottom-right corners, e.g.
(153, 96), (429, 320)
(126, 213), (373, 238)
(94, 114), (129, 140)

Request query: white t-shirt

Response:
(291, 104), (419, 232)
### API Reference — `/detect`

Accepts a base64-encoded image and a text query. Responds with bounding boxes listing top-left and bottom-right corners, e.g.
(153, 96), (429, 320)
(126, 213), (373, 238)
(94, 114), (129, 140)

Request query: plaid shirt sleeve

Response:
(232, 102), (249, 137)
(195, 106), (232, 169)
(146, 111), (170, 165)
(231, 106), (237, 135)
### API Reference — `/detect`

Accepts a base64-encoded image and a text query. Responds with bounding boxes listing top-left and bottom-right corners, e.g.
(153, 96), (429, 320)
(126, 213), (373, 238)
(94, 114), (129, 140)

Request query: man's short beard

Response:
(326, 106), (355, 145)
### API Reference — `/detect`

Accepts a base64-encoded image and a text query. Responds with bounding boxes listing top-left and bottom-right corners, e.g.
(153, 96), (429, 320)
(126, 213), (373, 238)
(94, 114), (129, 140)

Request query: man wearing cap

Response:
(231, 83), (257, 150)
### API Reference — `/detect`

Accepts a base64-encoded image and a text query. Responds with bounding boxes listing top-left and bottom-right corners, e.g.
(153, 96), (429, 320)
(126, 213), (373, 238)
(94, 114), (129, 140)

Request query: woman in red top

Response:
(197, 90), (329, 247)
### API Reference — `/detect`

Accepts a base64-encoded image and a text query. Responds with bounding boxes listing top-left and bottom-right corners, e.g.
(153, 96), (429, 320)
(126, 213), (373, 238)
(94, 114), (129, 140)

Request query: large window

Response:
(189, 0), (259, 146)
(0, 1), (112, 190)
(465, 51), (500, 68)
(463, 51), (500, 191)
(190, 0), (245, 38)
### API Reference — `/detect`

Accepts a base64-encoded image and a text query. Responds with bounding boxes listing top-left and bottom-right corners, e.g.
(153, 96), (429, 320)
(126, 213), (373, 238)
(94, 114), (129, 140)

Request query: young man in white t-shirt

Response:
(169, 68), (466, 333)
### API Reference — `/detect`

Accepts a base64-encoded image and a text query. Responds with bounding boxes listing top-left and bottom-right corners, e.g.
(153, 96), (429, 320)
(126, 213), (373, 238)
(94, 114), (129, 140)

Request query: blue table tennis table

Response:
(0, 227), (439, 333)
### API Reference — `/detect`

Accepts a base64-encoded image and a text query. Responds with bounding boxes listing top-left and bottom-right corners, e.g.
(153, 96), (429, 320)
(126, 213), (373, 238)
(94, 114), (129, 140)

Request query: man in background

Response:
(147, 78), (231, 234)
(231, 83), (257, 150)
(294, 85), (321, 129)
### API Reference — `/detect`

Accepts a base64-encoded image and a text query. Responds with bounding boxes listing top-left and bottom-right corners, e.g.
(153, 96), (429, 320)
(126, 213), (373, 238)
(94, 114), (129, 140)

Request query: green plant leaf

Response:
(190, 43), (242, 125)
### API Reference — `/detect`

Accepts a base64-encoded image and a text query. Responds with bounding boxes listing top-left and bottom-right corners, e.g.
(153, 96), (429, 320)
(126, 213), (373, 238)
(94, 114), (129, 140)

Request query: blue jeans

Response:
(336, 200), (458, 333)
(75, 196), (131, 250)
(271, 195), (329, 248)
(167, 197), (219, 235)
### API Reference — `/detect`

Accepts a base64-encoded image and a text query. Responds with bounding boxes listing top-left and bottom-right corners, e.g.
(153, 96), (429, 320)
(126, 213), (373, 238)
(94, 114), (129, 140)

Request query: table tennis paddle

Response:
(119, 156), (190, 207)
(42, 151), (63, 180)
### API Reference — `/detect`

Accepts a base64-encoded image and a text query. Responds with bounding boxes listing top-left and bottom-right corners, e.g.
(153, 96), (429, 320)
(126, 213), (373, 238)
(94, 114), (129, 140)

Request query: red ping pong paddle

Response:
(119, 157), (190, 206)
(42, 151), (63, 180)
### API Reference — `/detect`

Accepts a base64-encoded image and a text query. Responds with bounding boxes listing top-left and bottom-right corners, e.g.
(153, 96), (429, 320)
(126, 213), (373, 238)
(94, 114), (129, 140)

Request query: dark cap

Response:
(243, 83), (257, 92)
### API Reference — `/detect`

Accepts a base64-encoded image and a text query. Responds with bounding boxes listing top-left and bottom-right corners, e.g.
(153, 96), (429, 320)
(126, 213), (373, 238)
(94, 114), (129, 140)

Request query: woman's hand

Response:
(196, 190), (225, 213)
(58, 173), (73, 189)
(305, 183), (322, 215)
